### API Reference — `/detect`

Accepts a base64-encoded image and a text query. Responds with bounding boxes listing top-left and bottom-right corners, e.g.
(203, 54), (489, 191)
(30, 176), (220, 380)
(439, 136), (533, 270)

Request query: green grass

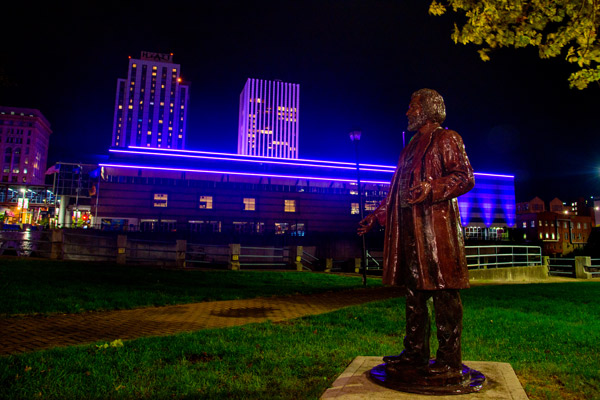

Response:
(0, 259), (381, 315)
(1, 282), (599, 399)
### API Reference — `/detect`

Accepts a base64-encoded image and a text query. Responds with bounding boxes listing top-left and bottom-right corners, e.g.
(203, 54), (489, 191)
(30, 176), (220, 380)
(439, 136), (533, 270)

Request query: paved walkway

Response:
(0, 286), (404, 356)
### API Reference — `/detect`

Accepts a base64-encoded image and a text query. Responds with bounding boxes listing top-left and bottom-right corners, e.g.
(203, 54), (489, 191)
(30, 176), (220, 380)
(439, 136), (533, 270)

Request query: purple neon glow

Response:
(99, 163), (391, 185)
(126, 146), (394, 169)
(111, 149), (393, 173)
(473, 172), (514, 178)
(121, 147), (515, 178)
(457, 192), (473, 227)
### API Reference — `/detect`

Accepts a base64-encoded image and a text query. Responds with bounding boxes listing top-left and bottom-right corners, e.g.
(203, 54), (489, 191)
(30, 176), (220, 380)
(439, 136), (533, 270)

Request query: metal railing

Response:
(301, 250), (319, 268)
(185, 243), (229, 265)
(127, 238), (177, 264)
(365, 250), (382, 270)
(547, 257), (575, 276)
(239, 246), (288, 267)
(465, 245), (542, 270)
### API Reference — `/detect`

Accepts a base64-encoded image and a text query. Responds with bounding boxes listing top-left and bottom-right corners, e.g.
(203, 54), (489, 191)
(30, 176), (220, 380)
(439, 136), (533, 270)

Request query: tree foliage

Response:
(429, 0), (600, 89)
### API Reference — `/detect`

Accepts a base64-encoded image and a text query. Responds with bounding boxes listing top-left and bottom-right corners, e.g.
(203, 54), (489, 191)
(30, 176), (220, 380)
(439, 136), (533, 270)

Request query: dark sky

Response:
(2, 0), (599, 202)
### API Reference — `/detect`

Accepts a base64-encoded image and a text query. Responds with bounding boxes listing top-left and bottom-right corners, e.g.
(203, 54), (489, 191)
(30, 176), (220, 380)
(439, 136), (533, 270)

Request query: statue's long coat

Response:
(373, 127), (475, 290)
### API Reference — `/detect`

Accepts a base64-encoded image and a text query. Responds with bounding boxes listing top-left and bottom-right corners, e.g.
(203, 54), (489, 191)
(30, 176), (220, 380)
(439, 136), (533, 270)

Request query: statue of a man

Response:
(359, 88), (475, 378)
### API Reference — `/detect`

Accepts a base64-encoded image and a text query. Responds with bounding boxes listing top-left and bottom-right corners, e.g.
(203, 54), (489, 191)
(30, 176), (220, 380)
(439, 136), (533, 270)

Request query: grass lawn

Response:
(0, 258), (381, 315)
(1, 280), (599, 399)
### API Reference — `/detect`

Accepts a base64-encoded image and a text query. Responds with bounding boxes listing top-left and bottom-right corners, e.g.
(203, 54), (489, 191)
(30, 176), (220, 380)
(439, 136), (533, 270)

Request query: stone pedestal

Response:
(321, 356), (528, 399)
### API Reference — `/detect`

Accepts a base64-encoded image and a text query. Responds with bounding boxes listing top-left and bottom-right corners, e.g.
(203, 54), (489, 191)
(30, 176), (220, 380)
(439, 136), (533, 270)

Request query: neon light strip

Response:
(118, 147), (515, 178)
(111, 149), (392, 173)
(473, 172), (515, 178)
(125, 146), (396, 169)
(100, 163), (391, 185)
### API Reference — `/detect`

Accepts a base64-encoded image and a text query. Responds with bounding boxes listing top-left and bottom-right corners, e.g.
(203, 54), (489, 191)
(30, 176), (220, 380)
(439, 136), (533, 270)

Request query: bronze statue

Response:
(359, 89), (485, 394)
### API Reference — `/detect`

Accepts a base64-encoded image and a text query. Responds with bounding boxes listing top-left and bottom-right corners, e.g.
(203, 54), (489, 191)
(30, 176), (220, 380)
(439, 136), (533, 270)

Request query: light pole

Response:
(349, 129), (367, 287)
(20, 188), (26, 225)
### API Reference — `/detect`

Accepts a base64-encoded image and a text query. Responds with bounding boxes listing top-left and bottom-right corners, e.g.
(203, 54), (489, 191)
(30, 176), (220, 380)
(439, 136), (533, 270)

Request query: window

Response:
(275, 222), (289, 234)
(577, 222), (581, 229)
(243, 198), (256, 211)
(531, 221), (535, 228)
(365, 200), (379, 212)
(153, 193), (168, 207)
(188, 220), (221, 233)
(199, 196), (213, 209)
(290, 223), (305, 236)
(351, 202), (360, 215)
(584, 223), (588, 229)
(284, 199), (296, 212)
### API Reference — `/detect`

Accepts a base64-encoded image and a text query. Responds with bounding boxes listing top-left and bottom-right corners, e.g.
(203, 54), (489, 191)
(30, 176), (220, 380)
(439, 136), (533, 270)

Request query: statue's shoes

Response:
(428, 361), (463, 376)
(382, 353), (428, 367)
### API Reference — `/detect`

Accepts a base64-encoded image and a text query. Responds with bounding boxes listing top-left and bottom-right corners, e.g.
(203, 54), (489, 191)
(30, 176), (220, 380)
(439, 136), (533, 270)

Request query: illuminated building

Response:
(87, 147), (516, 238)
(238, 78), (300, 159)
(111, 51), (189, 150)
(0, 107), (52, 185)
(516, 196), (594, 255)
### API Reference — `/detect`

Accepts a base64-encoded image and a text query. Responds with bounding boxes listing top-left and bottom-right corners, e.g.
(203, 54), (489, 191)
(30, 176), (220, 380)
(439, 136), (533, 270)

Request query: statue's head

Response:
(407, 88), (446, 131)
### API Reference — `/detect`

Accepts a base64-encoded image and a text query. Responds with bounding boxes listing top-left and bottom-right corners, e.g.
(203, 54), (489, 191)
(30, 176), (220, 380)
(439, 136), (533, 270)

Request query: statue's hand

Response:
(407, 182), (432, 204)
(358, 214), (376, 236)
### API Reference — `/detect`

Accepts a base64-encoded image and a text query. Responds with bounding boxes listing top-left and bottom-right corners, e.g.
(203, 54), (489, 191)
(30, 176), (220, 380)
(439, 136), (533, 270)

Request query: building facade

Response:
(0, 107), (52, 185)
(85, 147), (516, 239)
(111, 51), (189, 150)
(237, 78), (300, 159)
(516, 197), (594, 255)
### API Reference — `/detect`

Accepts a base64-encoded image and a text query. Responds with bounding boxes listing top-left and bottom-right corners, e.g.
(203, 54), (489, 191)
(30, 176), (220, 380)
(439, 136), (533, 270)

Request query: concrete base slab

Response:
(321, 356), (528, 399)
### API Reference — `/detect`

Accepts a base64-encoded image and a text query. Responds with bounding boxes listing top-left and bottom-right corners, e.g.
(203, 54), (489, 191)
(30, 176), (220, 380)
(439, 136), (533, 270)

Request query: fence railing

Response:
(548, 257), (575, 277)
(239, 246), (287, 267)
(185, 243), (229, 266)
(548, 257), (600, 278)
(465, 245), (542, 270)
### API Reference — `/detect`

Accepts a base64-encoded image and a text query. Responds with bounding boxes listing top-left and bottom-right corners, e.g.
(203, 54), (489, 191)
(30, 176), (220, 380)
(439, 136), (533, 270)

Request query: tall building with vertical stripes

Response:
(112, 51), (189, 150)
(238, 78), (299, 159)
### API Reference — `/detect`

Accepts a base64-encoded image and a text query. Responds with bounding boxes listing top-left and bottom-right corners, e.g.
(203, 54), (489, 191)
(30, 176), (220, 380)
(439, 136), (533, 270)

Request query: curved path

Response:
(0, 286), (404, 355)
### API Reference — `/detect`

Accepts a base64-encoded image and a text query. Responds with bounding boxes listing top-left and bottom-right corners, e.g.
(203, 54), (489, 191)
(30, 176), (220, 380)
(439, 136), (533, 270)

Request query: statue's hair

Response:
(411, 88), (446, 124)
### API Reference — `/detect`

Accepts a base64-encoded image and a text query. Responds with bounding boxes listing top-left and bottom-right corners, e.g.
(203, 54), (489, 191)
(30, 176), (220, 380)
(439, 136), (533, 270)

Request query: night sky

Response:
(3, 1), (599, 203)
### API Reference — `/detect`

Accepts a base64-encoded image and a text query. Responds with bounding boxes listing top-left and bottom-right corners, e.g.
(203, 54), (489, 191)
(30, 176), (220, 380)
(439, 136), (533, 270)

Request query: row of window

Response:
(522, 220), (588, 229)
(0, 119), (34, 127)
(153, 193), (297, 212)
(101, 218), (305, 235)
(536, 232), (586, 241)
(152, 193), (381, 215)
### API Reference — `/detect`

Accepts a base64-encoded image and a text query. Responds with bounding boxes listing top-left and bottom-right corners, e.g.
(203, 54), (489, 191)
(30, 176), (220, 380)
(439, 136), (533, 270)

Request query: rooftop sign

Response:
(140, 51), (173, 63)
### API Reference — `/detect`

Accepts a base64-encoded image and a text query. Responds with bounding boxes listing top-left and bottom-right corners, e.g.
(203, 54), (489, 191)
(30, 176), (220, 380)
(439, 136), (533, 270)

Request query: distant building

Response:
(111, 51), (190, 150)
(516, 196), (545, 214)
(86, 147), (515, 238)
(516, 196), (594, 255)
(0, 107), (52, 185)
(238, 78), (300, 159)
(549, 197), (564, 214)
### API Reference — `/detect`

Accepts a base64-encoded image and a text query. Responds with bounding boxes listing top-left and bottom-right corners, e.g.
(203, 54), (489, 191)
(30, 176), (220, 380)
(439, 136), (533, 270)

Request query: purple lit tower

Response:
(111, 51), (190, 150)
(0, 107), (52, 185)
(238, 78), (300, 159)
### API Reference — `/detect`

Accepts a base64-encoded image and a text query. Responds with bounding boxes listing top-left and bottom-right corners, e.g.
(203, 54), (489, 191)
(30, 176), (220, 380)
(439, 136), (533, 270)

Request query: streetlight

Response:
(349, 129), (367, 287)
